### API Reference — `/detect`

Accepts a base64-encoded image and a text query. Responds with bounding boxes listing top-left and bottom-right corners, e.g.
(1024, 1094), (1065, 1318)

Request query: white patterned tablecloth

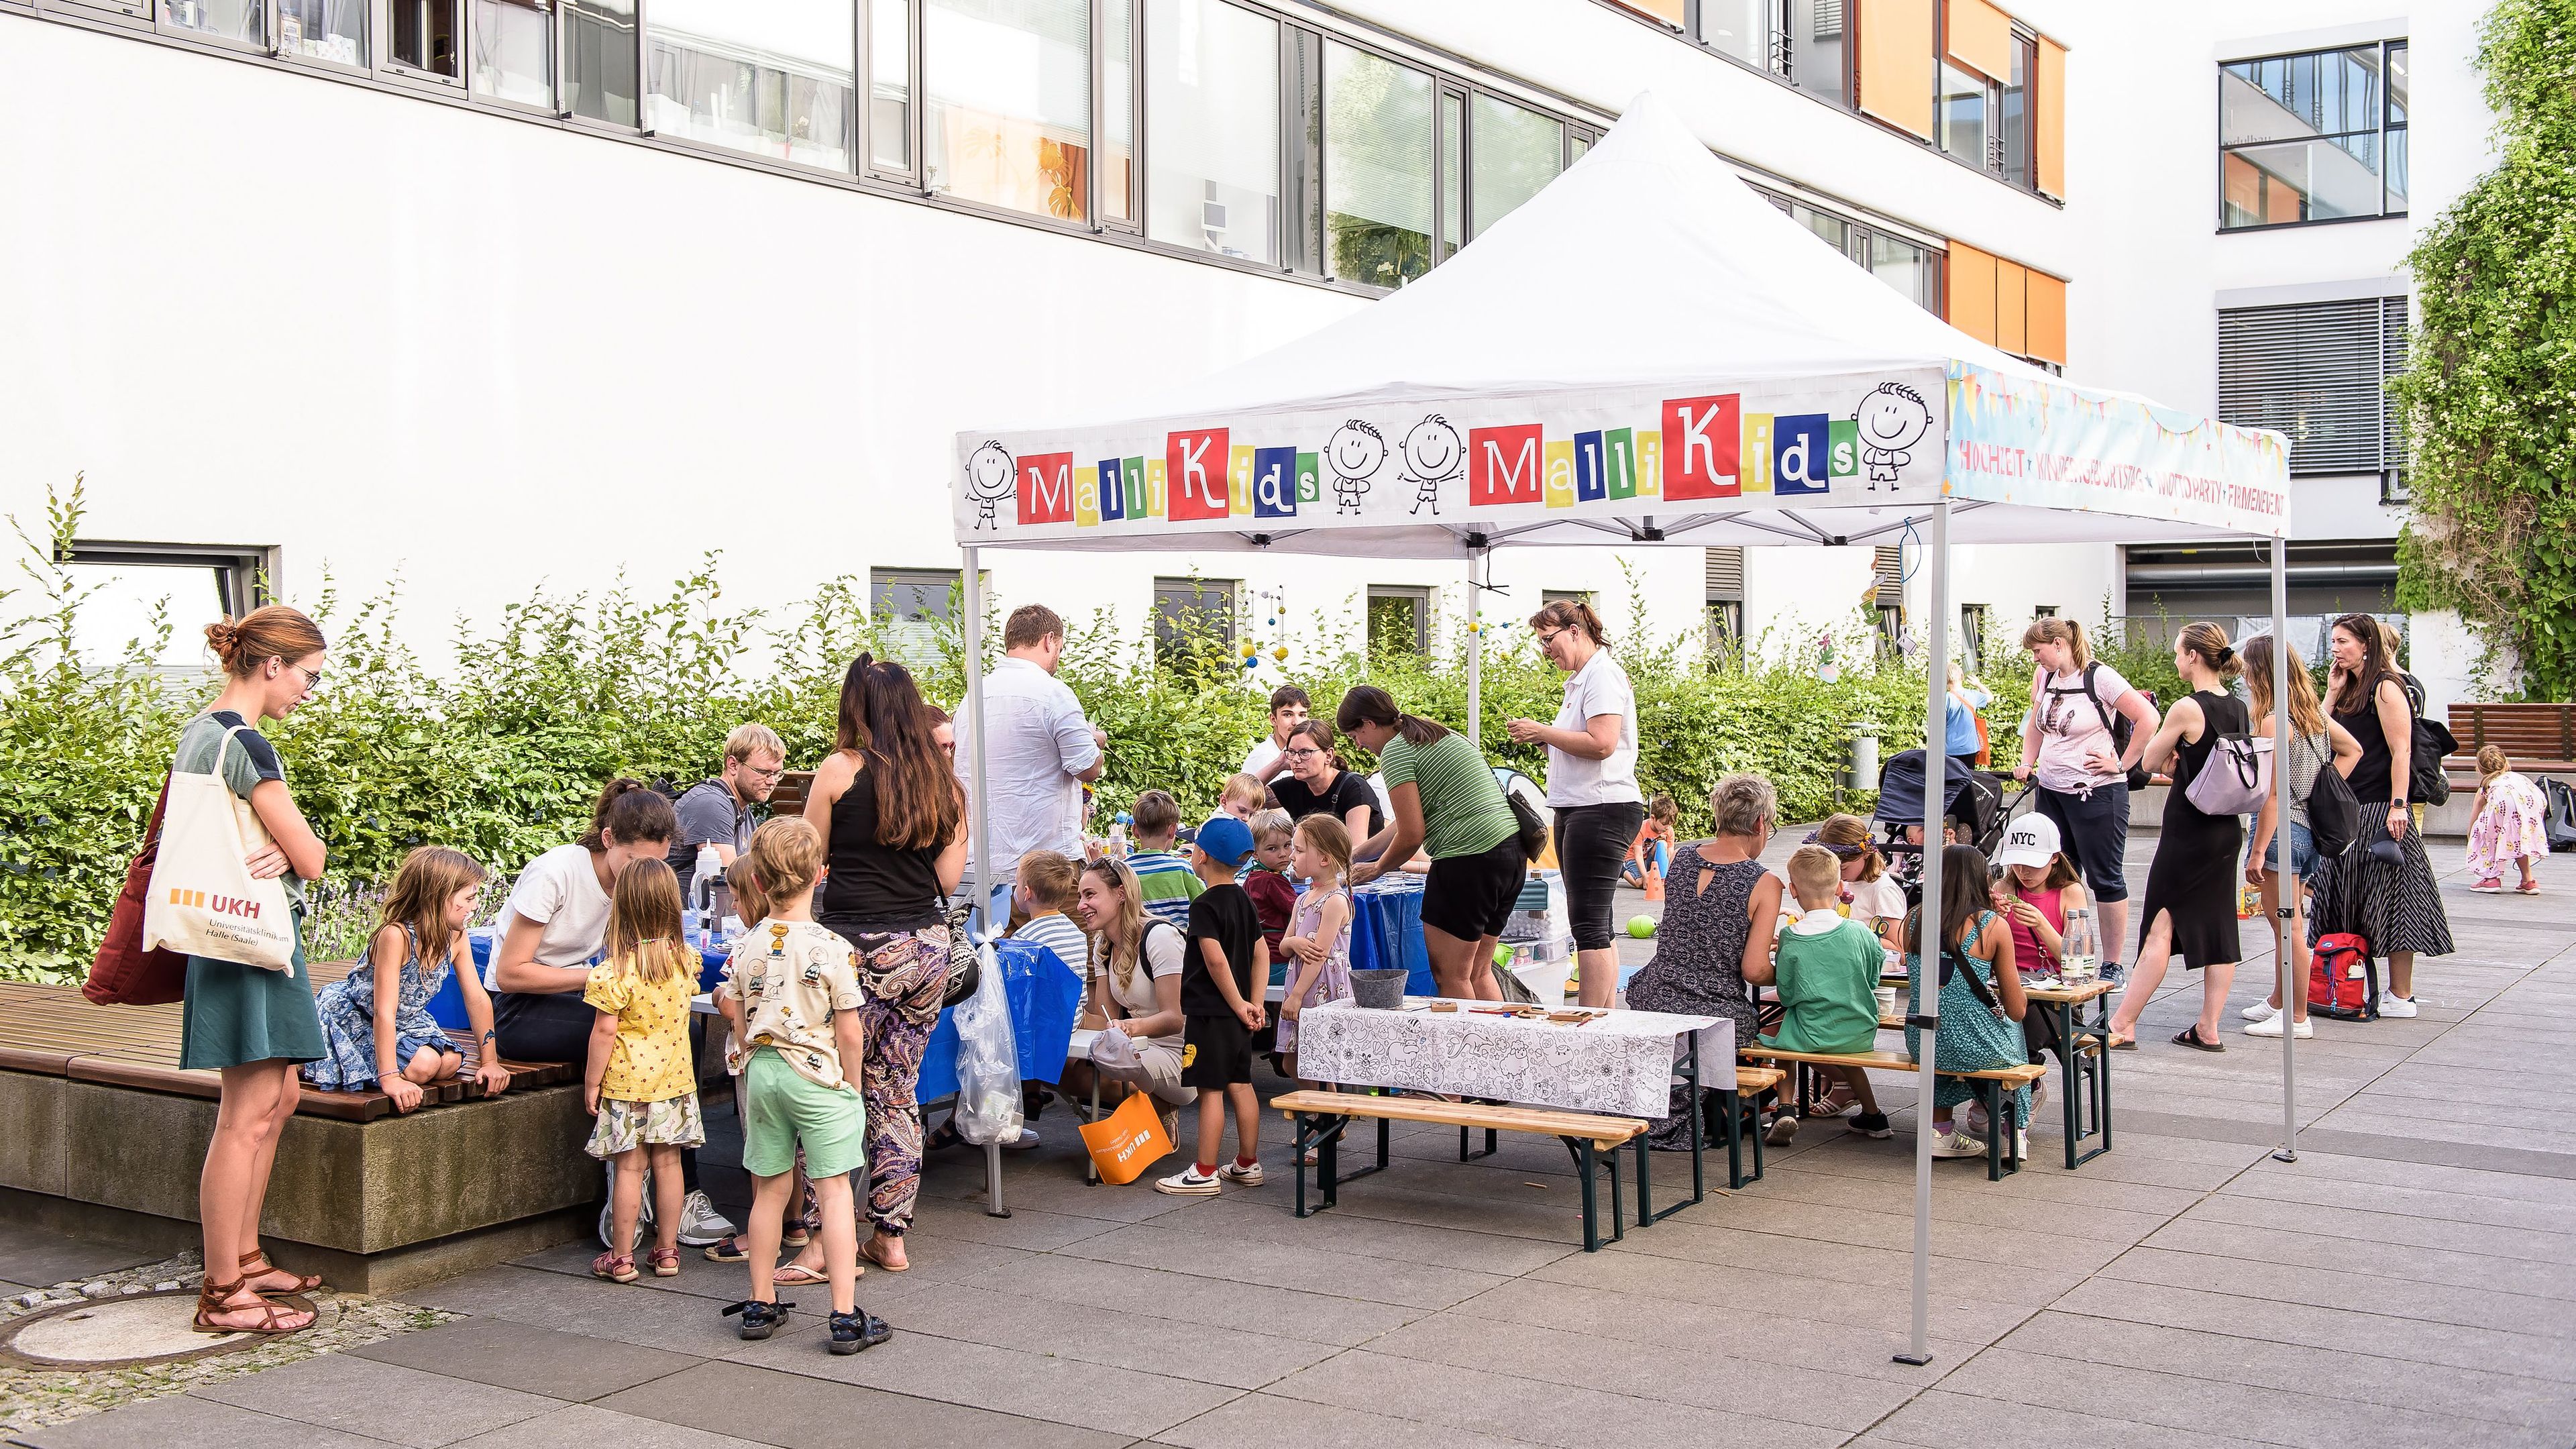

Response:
(1293, 1000), (1731, 1119)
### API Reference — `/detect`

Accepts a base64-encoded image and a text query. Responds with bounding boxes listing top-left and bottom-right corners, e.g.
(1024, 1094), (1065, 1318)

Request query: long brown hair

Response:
(2241, 634), (2326, 738)
(379, 847), (487, 981)
(2174, 621), (2243, 682)
(836, 653), (963, 851)
(604, 857), (690, 986)
(1082, 858), (1150, 995)
(1335, 684), (1450, 747)
(2327, 613), (2394, 715)
(1812, 813), (1884, 883)
(205, 605), (326, 676)
(579, 778), (676, 852)
(1907, 845), (1997, 954)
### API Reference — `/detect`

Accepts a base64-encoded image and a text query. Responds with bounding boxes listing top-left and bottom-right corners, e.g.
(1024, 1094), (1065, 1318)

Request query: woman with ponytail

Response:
(1335, 686), (1523, 1001)
(181, 606), (331, 1335)
(2105, 623), (2250, 1051)
(2015, 616), (2160, 981)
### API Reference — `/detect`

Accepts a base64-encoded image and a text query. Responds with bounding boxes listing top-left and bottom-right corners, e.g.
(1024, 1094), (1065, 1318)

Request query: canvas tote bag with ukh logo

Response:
(142, 722), (297, 969)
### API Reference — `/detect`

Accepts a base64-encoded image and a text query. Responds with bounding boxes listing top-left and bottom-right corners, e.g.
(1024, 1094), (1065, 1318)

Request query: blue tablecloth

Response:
(436, 930), (728, 1030)
(1349, 883), (1433, 996)
(916, 940), (1084, 1102)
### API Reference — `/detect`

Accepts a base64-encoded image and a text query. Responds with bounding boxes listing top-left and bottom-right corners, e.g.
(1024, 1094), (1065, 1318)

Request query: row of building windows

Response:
(2219, 39), (2408, 229)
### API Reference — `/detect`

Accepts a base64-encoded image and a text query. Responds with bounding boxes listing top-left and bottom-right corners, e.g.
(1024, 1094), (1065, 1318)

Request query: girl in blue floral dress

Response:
(1903, 844), (2030, 1161)
(304, 848), (512, 1110)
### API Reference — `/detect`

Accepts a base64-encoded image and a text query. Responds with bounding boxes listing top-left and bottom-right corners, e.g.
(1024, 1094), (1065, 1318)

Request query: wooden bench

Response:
(1739, 1046), (2049, 1181)
(1269, 1089), (1644, 1251)
(2447, 703), (2576, 783)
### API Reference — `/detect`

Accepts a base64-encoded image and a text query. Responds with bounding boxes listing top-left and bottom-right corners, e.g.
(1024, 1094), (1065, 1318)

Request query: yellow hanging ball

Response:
(1272, 645), (1289, 662)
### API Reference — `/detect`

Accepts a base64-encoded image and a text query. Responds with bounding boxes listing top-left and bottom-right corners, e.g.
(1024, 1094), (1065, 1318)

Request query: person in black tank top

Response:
(2108, 625), (2250, 1052)
(2319, 615), (2451, 1012)
(785, 655), (968, 1279)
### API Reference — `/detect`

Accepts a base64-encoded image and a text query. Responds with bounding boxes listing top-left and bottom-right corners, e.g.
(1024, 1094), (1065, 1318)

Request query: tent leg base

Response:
(2271, 1148), (2298, 1164)
(1892, 1351), (1934, 1367)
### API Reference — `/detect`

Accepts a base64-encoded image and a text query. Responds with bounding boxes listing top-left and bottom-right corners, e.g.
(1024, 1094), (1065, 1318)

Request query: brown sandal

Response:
(194, 1277), (313, 1336)
(240, 1249), (323, 1297)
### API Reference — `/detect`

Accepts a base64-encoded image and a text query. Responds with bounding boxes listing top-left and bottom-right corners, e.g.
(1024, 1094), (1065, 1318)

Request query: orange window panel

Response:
(2025, 272), (2067, 365)
(1945, 0), (2012, 80)
(2035, 37), (2066, 197)
(1607, 0), (1686, 25)
(1947, 241), (1998, 346)
(1995, 259), (2027, 356)
(1860, 0), (1937, 141)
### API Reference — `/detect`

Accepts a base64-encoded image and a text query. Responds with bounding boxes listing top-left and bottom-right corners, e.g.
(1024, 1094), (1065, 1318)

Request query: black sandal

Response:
(2171, 1027), (2226, 1053)
(722, 1298), (795, 1340)
(828, 1308), (894, 1354)
(924, 1122), (966, 1152)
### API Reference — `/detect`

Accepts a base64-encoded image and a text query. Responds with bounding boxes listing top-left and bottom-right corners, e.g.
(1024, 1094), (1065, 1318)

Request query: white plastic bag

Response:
(951, 939), (1024, 1146)
(142, 724), (295, 970)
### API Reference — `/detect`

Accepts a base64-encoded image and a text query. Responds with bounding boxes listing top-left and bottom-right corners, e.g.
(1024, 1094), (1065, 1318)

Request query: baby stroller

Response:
(1873, 749), (2021, 904)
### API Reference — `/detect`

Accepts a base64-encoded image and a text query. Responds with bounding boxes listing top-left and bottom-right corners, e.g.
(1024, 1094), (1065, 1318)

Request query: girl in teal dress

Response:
(175, 608), (333, 1338)
(1903, 844), (2030, 1160)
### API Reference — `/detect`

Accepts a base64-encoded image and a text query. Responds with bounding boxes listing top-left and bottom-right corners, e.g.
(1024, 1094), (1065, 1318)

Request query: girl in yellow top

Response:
(583, 857), (706, 1284)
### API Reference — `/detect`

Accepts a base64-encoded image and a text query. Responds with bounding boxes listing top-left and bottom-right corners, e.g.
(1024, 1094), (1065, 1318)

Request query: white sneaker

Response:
(1001, 1127), (1042, 1151)
(2030, 1077), (2047, 1112)
(675, 1189), (735, 1247)
(1155, 1167), (1223, 1195)
(2377, 994), (2419, 1018)
(1930, 1130), (1988, 1159)
(2241, 1000), (2278, 1023)
(1960, 1101), (1990, 1138)
(1216, 1160), (1265, 1185)
(599, 1164), (654, 1250)
(2244, 1014), (2312, 1038)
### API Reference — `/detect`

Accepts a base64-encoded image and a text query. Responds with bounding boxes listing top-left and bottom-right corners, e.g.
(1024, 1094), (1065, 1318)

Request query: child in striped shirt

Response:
(1126, 789), (1203, 930)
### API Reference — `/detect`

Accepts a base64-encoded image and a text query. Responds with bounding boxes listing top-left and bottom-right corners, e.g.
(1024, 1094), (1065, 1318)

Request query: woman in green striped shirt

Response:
(1338, 686), (1527, 1002)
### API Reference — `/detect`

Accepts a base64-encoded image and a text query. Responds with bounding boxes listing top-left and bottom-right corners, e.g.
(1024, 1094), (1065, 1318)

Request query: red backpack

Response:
(2309, 933), (2378, 1022)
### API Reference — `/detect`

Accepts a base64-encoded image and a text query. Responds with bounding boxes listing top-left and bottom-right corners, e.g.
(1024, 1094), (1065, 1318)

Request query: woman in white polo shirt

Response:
(1507, 598), (1644, 1008)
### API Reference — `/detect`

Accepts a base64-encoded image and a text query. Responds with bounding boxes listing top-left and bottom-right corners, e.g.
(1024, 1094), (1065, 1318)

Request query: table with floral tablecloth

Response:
(1292, 998), (1730, 1119)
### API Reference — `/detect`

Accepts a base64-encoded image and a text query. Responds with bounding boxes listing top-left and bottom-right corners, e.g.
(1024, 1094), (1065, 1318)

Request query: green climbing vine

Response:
(2387, 0), (2576, 698)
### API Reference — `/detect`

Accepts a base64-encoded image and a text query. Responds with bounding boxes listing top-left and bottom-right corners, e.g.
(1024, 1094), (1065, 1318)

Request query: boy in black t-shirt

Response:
(1155, 815), (1269, 1195)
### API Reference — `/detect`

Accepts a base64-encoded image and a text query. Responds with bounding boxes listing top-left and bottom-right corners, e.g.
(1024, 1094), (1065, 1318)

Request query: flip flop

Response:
(2106, 1034), (2138, 1051)
(859, 1238), (910, 1273)
(2171, 1027), (2226, 1053)
(773, 1262), (853, 1285)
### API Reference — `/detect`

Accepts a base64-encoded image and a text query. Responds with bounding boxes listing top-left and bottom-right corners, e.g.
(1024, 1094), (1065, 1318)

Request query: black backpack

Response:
(2399, 676), (2456, 807)
(2296, 731), (2361, 859)
(2049, 663), (2151, 792)
(2543, 777), (2576, 853)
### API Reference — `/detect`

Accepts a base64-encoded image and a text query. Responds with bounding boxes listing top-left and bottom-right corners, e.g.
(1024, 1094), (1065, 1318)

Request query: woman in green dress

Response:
(181, 606), (332, 1336)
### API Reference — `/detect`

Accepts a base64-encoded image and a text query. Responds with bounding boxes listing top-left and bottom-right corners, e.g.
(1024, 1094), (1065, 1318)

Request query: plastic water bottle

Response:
(1108, 816), (1130, 860)
(2061, 906), (2100, 983)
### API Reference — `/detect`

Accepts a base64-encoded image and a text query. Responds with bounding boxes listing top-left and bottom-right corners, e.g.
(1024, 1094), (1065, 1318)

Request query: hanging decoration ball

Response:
(1273, 645), (1289, 662)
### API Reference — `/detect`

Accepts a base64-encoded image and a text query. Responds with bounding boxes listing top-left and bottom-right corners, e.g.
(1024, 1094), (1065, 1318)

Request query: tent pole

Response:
(1466, 546), (1484, 747)
(963, 546), (996, 932)
(1900, 496), (1951, 1368)
(2272, 539), (2300, 1164)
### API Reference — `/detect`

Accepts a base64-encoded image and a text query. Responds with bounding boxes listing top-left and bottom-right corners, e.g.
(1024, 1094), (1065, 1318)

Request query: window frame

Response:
(556, 0), (644, 132)
(60, 539), (279, 621)
(2215, 37), (2410, 234)
(270, 0), (373, 74)
(861, 0), (924, 184)
(637, 0), (866, 180)
(1365, 584), (1434, 658)
(463, 0), (563, 116)
(1152, 575), (1241, 668)
(156, 0), (276, 58)
(372, 0), (468, 91)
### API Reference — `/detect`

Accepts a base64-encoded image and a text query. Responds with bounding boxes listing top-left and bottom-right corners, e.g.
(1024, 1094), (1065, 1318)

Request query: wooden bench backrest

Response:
(768, 771), (815, 818)
(2448, 704), (2576, 761)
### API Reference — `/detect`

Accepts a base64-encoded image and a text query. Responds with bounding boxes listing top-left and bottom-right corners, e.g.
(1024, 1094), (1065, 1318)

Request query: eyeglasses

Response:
(739, 761), (786, 783)
(1282, 748), (1324, 761)
(285, 662), (323, 693)
(1534, 629), (1566, 648)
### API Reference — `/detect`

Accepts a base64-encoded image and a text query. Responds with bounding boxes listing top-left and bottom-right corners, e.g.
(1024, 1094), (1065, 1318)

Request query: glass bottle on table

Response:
(2060, 906), (2099, 984)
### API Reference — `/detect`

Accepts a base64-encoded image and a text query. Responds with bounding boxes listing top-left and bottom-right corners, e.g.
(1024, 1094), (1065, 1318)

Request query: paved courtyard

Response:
(8, 828), (2573, 1449)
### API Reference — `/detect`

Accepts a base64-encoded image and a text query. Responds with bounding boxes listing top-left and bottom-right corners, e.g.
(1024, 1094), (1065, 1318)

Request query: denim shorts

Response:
(2263, 820), (2318, 879)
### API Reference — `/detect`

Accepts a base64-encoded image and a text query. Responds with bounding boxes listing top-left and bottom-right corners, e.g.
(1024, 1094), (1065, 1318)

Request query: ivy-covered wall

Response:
(2390, 0), (2576, 698)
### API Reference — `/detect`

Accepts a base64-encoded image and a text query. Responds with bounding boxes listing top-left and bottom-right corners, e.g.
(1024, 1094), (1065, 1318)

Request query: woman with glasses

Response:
(1507, 598), (1644, 1009)
(175, 606), (332, 1336)
(1269, 720), (1383, 845)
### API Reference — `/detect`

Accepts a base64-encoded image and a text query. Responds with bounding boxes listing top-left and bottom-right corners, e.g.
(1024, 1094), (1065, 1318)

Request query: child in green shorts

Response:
(716, 818), (887, 1354)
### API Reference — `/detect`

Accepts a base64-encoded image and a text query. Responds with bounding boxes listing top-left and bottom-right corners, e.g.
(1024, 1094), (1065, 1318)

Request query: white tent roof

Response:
(953, 93), (2289, 555)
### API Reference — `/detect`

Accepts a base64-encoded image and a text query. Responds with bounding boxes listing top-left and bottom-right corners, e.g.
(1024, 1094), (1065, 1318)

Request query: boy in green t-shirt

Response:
(1758, 844), (1892, 1139)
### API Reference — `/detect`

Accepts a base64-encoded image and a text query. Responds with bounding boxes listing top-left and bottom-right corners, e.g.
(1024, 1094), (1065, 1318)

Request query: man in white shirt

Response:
(954, 604), (1106, 915)
(1240, 685), (1310, 784)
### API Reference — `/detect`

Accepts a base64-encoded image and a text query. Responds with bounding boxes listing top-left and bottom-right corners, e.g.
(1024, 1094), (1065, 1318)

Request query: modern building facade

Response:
(0, 0), (2496, 696)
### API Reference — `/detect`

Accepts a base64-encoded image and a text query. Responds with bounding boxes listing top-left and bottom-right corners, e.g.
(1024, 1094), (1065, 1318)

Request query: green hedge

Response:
(4, 482), (2049, 972)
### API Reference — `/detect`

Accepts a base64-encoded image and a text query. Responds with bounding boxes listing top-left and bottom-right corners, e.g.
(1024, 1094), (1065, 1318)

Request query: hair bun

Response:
(2217, 645), (2236, 662)
(203, 619), (241, 661)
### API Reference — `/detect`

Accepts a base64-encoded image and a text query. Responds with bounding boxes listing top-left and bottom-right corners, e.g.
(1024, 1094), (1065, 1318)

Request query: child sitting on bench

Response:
(1753, 845), (1892, 1140)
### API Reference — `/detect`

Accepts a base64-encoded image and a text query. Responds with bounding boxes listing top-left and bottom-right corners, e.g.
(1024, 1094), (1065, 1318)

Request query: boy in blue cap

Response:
(1156, 814), (1271, 1195)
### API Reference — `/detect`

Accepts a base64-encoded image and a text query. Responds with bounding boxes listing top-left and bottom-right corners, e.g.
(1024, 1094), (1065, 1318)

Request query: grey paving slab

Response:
(0, 1224), (159, 1291)
(1265, 1346), (1843, 1449)
(508, 1241), (755, 1301)
(443, 1404), (767, 1449)
(2051, 1277), (2576, 1383)
(1171, 1192), (1578, 1274)
(13, 1394), (387, 1449)
(346, 1316), (706, 1401)
(952, 1249), (1424, 1347)
(191, 1353), (558, 1448)
(592, 1358), (1131, 1449)
(906, 1197), (1134, 1252)
(1868, 1387), (2261, 1449)
(1051, 1220), (1511, 1310)
(2245, 1147), (2576, 1205)
(2178, 1190), (2576, 1264)
(400, 1265), (834, 1358)
(1531, 1243), (2037, 1344)
(883, 1279), (1340, 1389)
(1941, 1344), (2570, 1449)
(1446, 1275), (1983, 1382)
(1154, 1391), (1534, 1449)
(753, 1322), (1242, 1437)
(2219, 1163), (2576, 1234)
(2100, 1242), (2576, 1339)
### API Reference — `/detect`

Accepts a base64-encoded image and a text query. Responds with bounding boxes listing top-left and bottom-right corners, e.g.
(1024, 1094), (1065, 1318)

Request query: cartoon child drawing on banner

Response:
(1326, 420), (1386, 516)
(965, 441), (1015, 529)
(1853, 384), (1933, 490)
(1400, 415), (1464, 515)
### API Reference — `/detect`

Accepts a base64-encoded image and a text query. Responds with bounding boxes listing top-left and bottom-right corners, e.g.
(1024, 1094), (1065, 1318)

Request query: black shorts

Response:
(1419, 835), (1529, 942)
(1181, 1014), (1254, 1088)
(2034, 783), (2130, 903)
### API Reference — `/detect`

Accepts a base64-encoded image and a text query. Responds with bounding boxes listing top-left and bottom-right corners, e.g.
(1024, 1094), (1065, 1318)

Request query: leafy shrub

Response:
(5, 482), (2023, 971)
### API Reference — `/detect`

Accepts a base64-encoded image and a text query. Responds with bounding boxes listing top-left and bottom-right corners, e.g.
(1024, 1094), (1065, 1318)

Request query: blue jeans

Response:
(2263, 820), (2318, 879)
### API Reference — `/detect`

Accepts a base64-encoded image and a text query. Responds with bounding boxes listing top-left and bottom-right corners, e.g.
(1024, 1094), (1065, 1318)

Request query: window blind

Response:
(1705, 546), (1745, 601)
(2218, 298), (2407, 476)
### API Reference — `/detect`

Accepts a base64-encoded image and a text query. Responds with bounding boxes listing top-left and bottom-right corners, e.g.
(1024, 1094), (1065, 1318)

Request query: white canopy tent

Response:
(950, 93), (2298, 1363)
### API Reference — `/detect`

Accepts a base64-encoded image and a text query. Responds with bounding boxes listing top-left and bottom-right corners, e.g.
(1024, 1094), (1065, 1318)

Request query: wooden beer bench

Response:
(1268, 1089), (1644, 1251)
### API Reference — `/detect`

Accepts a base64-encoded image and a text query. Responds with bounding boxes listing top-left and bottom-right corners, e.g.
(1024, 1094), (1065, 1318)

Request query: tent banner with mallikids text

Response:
(1945, 366), (2291, 537)
(953, 369), (1950, 543)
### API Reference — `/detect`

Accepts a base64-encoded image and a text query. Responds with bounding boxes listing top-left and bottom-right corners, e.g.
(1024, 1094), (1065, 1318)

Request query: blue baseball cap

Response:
(1193, 815), (1256, 869)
